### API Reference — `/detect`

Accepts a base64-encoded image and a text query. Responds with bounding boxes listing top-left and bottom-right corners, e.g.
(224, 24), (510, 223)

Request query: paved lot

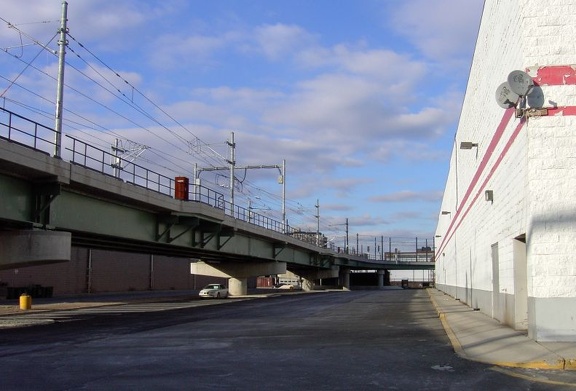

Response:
(1, 289), (575, 390)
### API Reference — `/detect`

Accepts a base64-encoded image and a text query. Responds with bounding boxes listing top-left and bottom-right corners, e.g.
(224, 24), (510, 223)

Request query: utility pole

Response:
(315, 199), (320, 246)
(281, 159), (286, 231)
(227, 132), (236, 216)
(345, 218), (349, 254)
(53, 0), (68, 158)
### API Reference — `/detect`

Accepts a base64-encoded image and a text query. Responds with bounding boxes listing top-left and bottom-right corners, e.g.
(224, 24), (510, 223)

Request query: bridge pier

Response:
(340, 268), (350, 289)
(190, 260), (287, 296)
(228, 278), (248, 296)
(378, 269), (385, 289)
(0, 230), (71, 270)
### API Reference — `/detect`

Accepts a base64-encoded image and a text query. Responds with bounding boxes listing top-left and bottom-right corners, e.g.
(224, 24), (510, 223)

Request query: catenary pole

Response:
(282, 159), (286, 231)
(54, 0), (68, 158)
(315, 199), (320, 246)
(227, 132), (236, 216)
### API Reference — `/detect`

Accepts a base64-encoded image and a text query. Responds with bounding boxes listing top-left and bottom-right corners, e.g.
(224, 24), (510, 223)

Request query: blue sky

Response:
(0, 0), (484, 251)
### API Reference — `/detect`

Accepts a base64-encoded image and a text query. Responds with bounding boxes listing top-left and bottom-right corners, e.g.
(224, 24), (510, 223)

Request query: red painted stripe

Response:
(547, 106), (576, 116)
(533, 66), (576, 86)
(437, 118), (526, 257)
(436, 108), (515, 256)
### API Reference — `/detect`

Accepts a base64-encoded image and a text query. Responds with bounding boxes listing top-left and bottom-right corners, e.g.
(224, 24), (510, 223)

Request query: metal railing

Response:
(67, 135), (174, 195)
(232, 203), (292, 234)
(0, 107), (57, 154)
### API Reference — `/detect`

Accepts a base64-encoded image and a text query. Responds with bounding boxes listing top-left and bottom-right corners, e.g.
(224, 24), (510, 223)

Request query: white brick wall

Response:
(436, 0), (576, 340)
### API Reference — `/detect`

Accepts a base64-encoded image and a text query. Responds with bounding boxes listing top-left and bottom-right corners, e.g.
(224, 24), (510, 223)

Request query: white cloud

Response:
(369, 190), (443, 203)
(149, 33), (231, 70)
(334, 46), (426, 81)
(253, 24), (315, 60)
(389, 0), (484, 62)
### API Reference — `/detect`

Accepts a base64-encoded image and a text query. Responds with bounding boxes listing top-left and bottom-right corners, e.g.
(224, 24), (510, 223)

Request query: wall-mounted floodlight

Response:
(460, 142), (478, 150)
(435, 235), (442, 238)
(485, 190), (494, 202)
(441, 211), (451, 215)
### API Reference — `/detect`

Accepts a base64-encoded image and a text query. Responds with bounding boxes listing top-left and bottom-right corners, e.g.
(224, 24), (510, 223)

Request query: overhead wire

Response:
(0, 23), (225, 196)
(0, 21), (225, 175)
(66, 42), (227, 172)
(0, 16), (320, 228)
(1, 53), (201, 181)
(0, 31), (57, 97)
(67, 33), (228, 169)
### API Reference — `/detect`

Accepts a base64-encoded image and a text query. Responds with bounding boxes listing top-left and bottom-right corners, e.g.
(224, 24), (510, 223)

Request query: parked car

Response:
(199, 284), (228, 299)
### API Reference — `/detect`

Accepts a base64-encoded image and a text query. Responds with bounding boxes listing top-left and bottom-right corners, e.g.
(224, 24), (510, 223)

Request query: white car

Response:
(199, 284), (228, 299)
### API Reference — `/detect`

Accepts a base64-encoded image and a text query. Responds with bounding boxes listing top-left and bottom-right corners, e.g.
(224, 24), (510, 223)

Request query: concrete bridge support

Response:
(378, 269), (385, 289)
(0, 230), (71, 270)
(228, 278), (247, 296)
(340, 268), (350, 290)
(191, 260), (287, 296)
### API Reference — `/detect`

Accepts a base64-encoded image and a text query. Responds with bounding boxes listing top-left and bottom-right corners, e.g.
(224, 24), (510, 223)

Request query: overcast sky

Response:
(0, 0), (485, 251)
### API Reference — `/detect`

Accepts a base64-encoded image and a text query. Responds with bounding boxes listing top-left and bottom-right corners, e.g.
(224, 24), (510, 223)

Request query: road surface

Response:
(0, 289), (574, 390)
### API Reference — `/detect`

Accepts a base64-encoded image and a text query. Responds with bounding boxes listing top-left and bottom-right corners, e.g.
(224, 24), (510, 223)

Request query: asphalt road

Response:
(0, 290), (573, 390)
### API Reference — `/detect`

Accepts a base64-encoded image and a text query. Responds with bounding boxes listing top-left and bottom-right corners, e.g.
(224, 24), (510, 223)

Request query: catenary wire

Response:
(0, 19), (319, 227)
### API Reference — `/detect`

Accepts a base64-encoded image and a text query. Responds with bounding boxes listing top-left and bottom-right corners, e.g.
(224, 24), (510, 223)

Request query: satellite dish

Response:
(507, 70), (534, 96)
(527, 85), (545, 108)
(495, 82), (520, 109)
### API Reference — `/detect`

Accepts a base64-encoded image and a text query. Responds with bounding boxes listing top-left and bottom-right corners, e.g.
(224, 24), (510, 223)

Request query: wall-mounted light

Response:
(441, 211), (451, 215)
(485, 190), (494, 202)
(460, 142), (478, 150)
(435, 235), (442, 238)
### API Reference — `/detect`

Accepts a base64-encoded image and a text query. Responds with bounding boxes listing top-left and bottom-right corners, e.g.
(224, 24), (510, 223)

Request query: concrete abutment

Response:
(0, 230), (71, 270)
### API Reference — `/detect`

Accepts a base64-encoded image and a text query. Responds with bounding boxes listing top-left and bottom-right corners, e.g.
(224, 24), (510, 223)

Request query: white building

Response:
(435, 0), (576, 342)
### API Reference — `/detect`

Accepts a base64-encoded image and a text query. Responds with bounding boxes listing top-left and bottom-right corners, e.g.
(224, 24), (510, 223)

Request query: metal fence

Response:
(67, 135), (175, 196)
(0, 108), (57, 154)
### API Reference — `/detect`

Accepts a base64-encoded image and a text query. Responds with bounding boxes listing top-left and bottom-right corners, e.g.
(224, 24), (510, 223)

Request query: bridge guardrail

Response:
(67, 135), (174, 195)
(231, 203), (291, 234)
(0, 107), (57, 153)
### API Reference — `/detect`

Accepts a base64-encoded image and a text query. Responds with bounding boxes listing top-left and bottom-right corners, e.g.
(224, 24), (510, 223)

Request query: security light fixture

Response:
(485, 190), (494, 202)
(460, 142), (478, 150)
(441, 211), (451, 215)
